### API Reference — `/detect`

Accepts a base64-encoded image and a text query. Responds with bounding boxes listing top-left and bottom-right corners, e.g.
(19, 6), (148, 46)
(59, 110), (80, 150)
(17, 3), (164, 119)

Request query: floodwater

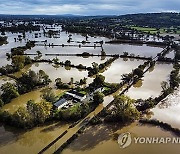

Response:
(0, 76), (15, 87)
(29, 62), (91, 84)
(151, 88), (180, 128)
(0, 122), (70, 154)
(40, 95), (114, 154)
(0, 24), (178, 154)
(2, 88), (66, 113)
(101, 58), (143, 83)
(126, 63), (173, 99)
(62, 122), (180, 154)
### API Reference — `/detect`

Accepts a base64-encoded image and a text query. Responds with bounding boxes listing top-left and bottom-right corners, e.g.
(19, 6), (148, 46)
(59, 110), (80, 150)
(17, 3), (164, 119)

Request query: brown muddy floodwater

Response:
(2, 89), (66, 113)
(29, 63), (92, 84)
(151, 88), (180, 128)
(100, 58), (143, 83)
(0, 25), (178, 154)
(62, 122), (180, 154)
(0, 122), (70, 154)
(126, 63), (173, 99)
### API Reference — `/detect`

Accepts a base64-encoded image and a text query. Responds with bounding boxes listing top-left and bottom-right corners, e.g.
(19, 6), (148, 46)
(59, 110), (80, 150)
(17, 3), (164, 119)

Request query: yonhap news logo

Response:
(118, 132), (180, 148)
(118, 132), (132, 148)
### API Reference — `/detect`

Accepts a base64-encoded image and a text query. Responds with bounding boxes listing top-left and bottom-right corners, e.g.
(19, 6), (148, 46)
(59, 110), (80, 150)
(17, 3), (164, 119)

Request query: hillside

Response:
(116, 12), (180, 28)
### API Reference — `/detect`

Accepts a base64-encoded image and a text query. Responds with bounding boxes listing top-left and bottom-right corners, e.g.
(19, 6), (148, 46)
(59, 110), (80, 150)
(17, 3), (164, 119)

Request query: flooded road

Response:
(62, 122), (180, 154)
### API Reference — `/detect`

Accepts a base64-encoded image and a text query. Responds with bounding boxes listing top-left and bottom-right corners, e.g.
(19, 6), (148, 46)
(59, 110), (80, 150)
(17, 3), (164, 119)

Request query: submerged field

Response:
(0, 23), (179, 154)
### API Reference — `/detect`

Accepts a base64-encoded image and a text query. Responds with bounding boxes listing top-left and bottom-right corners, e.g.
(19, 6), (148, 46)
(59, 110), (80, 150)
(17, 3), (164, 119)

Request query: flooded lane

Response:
(0, 24), (178, 154)
(62, 122), (180, 154)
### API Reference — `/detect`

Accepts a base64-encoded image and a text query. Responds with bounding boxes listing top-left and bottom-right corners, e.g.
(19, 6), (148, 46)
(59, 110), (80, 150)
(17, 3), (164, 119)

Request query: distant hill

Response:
(0, 12), (179, 28)
(116, 12), (180, 28)
(0, 14), (115, 21)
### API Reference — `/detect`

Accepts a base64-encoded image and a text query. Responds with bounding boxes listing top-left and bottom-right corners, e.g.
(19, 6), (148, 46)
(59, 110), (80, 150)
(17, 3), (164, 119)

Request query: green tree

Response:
(133, 68), (144, 77)
(65, 60), (71, 66)
(27, 100), (52, 124)
(123, 52), (129, 56)
(36, 50), (42, 55)
(38, 70), (51, 85)
(80, 77), (87, 85)
(93, 75), (105, 87)
(52, 57), (59, 63)
(70, 77), (74, 85)
(12, 55), (25, 71)
(41, 87), (57, 103)
(161, 81), (170, 92)
(55, 78), (62, 83)
(1, 82), (19, 103)
(55, 78), (70, 89)
(13, 107), (31, 128)
(24, 56), (32, 65)
(121, 73), (133, 83)
(93, 91), (104, 105)
(17, 70), (38, 93)
(110, 95), (139, 122)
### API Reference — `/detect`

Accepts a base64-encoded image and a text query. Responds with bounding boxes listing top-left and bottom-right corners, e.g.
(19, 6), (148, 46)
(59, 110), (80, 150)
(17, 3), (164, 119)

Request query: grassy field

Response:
(130, 26), (158, 34)
(130, 26), (180, 35)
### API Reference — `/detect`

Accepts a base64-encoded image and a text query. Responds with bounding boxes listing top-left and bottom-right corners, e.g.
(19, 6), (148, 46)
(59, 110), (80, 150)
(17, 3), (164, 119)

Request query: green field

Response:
(130, 26), (158, 34)
(130, 26), (180, 35)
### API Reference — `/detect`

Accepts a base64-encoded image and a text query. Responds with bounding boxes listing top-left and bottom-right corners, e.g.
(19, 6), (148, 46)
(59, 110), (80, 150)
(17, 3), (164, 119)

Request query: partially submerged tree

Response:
(1, 82), (19, 103)
(105, 95), (140, 122)
(93, 91), (104, 105)
(41, 87), (57, 103)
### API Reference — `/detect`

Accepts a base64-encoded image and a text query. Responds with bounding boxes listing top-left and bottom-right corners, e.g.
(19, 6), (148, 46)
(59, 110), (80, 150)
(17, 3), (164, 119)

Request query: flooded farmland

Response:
(126, 63), (173, 99)
(151, 88), (180, 128)
(0, 23), (179, 154)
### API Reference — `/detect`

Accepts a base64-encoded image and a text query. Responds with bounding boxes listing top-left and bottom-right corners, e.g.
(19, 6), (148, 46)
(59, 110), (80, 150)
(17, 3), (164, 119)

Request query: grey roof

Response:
(66, 92), (86, 101)
(54, 98), (67, 107)
(68, 90), (85, 97)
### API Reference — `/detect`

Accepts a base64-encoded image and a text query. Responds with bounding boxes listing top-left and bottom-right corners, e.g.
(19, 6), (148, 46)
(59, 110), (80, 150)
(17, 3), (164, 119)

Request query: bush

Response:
(1, 82), (19, 103)
(93, 91), (104, 105)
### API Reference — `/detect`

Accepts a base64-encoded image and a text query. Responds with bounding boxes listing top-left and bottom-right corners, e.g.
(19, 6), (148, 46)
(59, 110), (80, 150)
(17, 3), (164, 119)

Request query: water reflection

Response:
(64, 124), (122, 152)
(0, 122), (70, 154)
(126, 63), (173, 99)
(100, 59), (143, 83)
(0, 24), (176, 154)
(151, 88), (180, 128)
(62, 122), (180, 154)
(133, 79), (143, 88)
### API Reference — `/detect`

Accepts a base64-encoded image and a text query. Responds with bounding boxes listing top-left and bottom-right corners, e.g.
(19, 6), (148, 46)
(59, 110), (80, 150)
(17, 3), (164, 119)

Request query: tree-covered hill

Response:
(116, 12), (180, 28)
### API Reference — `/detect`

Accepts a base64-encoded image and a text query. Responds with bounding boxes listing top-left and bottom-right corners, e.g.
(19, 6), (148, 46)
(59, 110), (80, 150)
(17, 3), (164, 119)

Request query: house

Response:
(53, 98), (68, 110)
(54, 90), (87, 110)
(65, 90), (87, 102)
